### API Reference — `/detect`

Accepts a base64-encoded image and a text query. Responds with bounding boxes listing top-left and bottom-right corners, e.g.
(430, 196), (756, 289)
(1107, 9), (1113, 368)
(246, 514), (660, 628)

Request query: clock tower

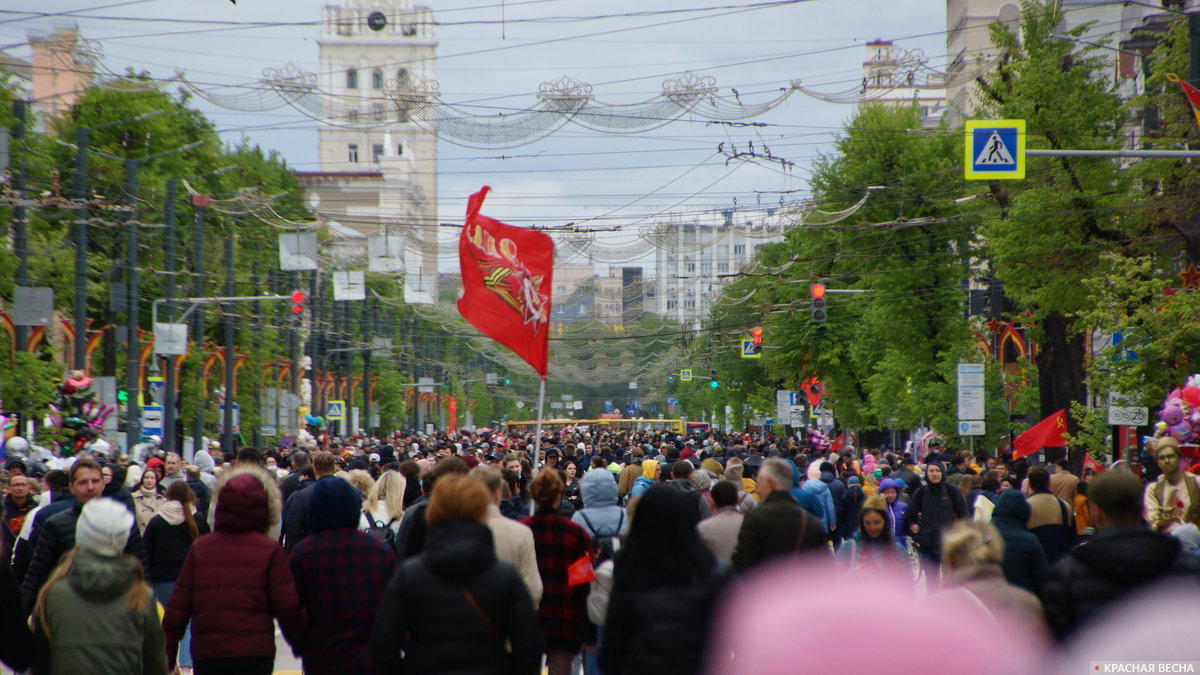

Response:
(299, 0), (439, 302)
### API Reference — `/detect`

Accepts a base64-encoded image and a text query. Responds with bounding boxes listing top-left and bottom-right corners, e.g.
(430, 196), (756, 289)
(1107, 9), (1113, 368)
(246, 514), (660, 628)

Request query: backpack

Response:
(578, 510), (624, 564)
(364, 508), (397, 546)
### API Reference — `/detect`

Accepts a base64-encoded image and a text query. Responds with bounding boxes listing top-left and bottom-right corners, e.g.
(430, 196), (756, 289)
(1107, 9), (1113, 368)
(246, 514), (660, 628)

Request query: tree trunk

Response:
(1035, 310), (1087, 464)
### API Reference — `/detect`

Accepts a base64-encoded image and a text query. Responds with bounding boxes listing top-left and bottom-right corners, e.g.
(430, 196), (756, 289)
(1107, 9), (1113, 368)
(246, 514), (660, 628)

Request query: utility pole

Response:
(11, 100), (28, 352)
(162, 179), (179, 456)
(288, 270), (299, 436)
(222, 231), (237, 454)
(362, 296), (372, 436)
(191, 195), (208, 457)
(123, 159), (142, 447)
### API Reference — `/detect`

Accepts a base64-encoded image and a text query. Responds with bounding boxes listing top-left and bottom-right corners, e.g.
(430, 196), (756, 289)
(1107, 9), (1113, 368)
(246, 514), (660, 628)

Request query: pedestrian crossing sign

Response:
(326, 400), (346, 421)
(741, 339), (761, 359)
(680, 369), (693, 381)
(965, 119), (1025, 180)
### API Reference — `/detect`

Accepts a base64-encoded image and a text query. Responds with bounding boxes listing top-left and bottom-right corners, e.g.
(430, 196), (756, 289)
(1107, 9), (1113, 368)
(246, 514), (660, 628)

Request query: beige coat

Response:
(697, 507), (744, 562)
(132, 489), (166, 534)
(485, 504), (543, 607)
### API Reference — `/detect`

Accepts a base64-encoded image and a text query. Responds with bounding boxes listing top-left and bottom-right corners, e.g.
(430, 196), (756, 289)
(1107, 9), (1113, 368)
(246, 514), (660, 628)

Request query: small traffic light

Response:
(710, 369), (719, 389)
(501, 377), (511, 387)
(810, 284), (827, 324)
(291, 290), (307, 315)
(750, 326), (763, 354)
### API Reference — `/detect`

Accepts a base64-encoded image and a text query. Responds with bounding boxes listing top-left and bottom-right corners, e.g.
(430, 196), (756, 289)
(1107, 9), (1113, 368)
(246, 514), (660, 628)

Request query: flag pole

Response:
(532, 376), (546, 476)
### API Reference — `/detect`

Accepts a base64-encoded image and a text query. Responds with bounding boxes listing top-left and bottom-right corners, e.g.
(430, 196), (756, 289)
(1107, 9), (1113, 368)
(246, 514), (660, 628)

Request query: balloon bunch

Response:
(1156, 376), (1200, 444)
(806, 427), (830, 451)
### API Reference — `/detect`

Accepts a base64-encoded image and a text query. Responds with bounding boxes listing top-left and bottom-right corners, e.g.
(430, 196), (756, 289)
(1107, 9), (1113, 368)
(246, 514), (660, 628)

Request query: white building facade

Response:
(298, 0), (440, 301)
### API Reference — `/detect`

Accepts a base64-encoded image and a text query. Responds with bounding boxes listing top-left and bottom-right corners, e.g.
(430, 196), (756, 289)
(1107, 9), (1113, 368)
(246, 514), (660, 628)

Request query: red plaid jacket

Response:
(524, 511), (594, 649)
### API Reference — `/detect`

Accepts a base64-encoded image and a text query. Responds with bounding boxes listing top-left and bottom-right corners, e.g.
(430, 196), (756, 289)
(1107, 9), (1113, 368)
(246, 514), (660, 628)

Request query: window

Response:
(372, 103), (386, 121)
(396, 67), (410, 88)
(685, 263), (696, 273)
(733, 244), (745, 255)
(347, 144), (359, 163)
(346, 69), (358, 89)
(396, 142), (405, 156)
(718, 262), (729, 273)
(347, 108), (359, 122)
(372, 143), (384, 162)
(372, 68), (384, 89)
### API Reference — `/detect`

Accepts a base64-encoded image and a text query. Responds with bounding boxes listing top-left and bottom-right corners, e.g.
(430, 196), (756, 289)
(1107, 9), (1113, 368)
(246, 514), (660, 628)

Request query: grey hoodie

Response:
(572, 470), (628, 537)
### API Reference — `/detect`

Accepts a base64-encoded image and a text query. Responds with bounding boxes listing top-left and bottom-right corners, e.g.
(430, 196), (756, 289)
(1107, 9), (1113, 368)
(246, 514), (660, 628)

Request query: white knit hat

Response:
(75, 498), (134, 556)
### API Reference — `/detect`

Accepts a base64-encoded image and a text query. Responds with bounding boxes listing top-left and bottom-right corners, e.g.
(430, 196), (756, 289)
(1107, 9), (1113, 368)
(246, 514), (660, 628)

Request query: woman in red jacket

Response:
(163, 465), (307, 675)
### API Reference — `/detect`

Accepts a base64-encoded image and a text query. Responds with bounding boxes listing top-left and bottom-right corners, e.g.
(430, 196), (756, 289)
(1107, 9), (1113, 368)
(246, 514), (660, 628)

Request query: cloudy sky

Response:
(2, 0), (952, 265)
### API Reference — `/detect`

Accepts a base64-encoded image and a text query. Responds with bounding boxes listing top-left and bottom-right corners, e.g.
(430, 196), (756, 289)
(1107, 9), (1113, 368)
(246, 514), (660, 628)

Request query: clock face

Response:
(367, 11), (387, 32)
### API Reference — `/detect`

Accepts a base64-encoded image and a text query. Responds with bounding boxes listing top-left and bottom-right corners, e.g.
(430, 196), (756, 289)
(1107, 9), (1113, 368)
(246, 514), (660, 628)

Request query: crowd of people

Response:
(1, 425), (1200, 674)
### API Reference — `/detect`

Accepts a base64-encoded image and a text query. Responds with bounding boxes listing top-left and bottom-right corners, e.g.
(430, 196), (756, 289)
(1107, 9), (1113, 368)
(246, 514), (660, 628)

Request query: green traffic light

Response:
(117, 390), (128, 404)
(710, 380), (719, 389)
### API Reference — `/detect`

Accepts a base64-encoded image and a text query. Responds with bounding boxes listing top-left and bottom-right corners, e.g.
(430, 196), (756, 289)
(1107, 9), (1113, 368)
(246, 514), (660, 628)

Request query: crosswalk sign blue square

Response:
(965, 119), (1025, 179)
(326, 400), (345, 420)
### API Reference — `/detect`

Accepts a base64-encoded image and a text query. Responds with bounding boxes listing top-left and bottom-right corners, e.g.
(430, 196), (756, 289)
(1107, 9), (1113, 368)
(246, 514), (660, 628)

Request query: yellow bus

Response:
(503, 418), (685, 436)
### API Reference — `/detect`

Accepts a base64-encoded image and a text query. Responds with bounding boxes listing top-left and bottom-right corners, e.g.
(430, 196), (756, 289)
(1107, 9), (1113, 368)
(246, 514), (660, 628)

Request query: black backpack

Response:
(364, 509), (397, 546)
(578, 510), (624, 564)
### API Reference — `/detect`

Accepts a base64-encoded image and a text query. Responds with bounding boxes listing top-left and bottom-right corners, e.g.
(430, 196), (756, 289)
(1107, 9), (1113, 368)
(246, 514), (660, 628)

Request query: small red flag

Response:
(1167, 73), (1200, 128)
(1083, 453), (1105, 475)
(1012, 409), (1068, 460)
(458, 187), (554, 377)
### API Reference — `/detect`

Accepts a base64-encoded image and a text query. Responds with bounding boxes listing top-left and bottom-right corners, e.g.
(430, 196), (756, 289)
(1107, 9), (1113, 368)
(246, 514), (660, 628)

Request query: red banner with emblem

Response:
(1013, 409), (1068, 460)
(457, 187), (554, 377)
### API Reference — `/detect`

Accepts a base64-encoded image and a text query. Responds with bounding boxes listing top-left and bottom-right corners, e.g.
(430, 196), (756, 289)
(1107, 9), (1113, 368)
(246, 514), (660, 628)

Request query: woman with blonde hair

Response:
(346, 469), (375, 500)
(940, 521), (1047, 637)
(360, 470), (406, 537)
(32, 498), (166, 674)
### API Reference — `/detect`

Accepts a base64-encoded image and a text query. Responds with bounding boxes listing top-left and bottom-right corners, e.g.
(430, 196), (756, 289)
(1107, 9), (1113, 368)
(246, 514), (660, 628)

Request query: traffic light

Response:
(710, 369), (719, 389)
(290, 290), (307, 315)
(750, 326), (763, 355)
(810, 283), (827, 324)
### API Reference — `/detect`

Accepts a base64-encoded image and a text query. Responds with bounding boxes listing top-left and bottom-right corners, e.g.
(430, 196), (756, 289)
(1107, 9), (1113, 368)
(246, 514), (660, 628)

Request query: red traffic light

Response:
(810, 283), (826, 299)
(291, 291), (306, 315)
(751, 326), (763, 345)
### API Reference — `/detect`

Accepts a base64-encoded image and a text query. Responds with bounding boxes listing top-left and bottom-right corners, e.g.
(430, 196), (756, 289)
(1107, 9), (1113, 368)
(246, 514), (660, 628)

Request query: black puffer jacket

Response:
(989, 489), (1048, 595)
(1042, 525), (1200, 642)
(370, 521), (542, 674)
(598, 562), (733, 675)
(19, 499), (147, 613)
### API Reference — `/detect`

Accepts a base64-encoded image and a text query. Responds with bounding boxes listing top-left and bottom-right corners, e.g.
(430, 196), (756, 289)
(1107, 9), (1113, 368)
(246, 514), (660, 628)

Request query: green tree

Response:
(972, 1), (1133, 427)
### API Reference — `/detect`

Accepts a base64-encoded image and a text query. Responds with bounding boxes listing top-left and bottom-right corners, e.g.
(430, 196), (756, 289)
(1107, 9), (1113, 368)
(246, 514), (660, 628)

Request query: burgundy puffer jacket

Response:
(162, 466), (307, 665)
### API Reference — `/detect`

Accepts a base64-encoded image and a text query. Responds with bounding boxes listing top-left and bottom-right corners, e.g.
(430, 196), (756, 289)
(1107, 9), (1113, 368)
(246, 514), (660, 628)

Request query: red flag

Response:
(447, 396), (457, 432)
(1083, 453), (1105, 475)
(457, 187), (554, 376)
(1012, 409), (1068, 460)
(1167, 73), (1200, 128)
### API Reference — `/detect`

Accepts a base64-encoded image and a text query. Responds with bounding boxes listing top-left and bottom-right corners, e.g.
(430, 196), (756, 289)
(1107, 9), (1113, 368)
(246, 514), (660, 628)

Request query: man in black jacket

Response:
(1042, 470), (1200, 642)
(731, 458), (827, 571)
(281, 451), (338, 553)
(19, 458), (146, 613)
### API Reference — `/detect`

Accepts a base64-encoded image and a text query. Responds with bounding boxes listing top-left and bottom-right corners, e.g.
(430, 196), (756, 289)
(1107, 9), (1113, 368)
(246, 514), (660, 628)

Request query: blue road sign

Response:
(741, 339), (761, 359)
(326, 400), (346, 421)
(965, 119), (1025, 180)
